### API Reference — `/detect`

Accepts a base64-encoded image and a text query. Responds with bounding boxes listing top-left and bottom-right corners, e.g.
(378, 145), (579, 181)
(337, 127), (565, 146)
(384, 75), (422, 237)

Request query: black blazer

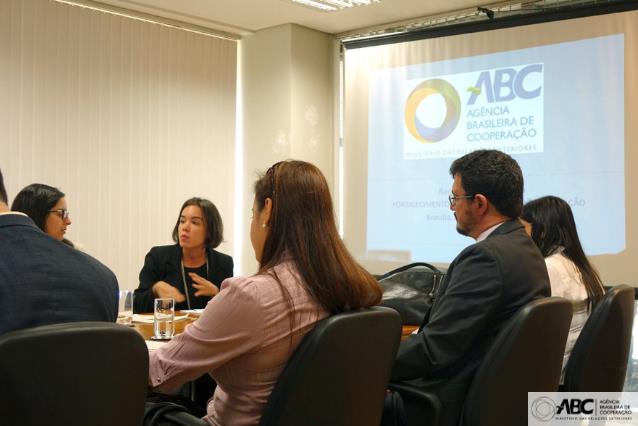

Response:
(391, 220), (551, 426)
(133, 244), (234, 313)
(0, 214), (119, 335)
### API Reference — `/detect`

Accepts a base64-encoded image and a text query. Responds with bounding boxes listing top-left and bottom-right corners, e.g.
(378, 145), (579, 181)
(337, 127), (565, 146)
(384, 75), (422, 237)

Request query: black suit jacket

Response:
(133, 244), (234, 313)
(391, 220), (550, 426)
(0, 213), (119, 335)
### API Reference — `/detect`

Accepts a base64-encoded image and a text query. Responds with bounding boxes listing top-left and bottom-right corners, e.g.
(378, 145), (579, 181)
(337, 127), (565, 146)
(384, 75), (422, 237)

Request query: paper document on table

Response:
(133, 314), (189, 324)
(146, 340), (168, 352)
(181, 309), (204, 315)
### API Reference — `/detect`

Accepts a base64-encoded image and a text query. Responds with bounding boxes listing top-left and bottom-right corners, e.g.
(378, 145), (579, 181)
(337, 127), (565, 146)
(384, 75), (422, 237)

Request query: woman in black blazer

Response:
(134, 198), (234, 313)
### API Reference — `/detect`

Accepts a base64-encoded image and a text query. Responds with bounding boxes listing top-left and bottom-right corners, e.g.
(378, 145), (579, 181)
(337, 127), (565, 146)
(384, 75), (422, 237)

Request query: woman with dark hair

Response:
(11, 183), (73, 245)
(134, 197), (234, 314)
(148, 160), (382, 426)
(522, 195), (604, 381)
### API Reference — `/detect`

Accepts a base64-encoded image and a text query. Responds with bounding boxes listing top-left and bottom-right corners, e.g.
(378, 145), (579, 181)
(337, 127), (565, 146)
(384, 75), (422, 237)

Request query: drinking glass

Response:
(117, 290), (134, 326)
(154, 298), (175, 339)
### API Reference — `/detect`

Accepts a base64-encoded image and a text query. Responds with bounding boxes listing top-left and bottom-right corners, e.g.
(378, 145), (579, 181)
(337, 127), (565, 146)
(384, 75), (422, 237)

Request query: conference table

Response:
(401, 325), (419, 339)
(132, 311), (197, 341)
(133, 312), (419, 342)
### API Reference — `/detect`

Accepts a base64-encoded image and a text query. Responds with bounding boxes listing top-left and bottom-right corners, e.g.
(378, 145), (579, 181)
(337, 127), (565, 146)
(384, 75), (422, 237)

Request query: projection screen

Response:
(342, 6), (637, 286)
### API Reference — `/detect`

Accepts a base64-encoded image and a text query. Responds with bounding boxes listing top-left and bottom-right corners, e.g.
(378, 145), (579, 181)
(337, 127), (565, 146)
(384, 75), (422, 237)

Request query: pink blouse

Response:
(149, 261), (327, 426)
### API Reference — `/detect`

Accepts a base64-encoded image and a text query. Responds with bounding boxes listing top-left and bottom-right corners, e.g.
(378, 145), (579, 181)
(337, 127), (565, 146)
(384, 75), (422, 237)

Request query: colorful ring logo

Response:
(405, 79), (461, 143)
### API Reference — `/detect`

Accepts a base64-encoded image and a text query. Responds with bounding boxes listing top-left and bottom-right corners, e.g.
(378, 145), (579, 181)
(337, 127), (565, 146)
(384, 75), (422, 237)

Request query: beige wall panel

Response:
(0, 0), (237, 290)
(239, 24), (335, 275)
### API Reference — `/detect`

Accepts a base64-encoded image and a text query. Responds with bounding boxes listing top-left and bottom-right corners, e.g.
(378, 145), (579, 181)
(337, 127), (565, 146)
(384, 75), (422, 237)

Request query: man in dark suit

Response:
(390, 150), (551, 426)
(0, 168), (119, 335)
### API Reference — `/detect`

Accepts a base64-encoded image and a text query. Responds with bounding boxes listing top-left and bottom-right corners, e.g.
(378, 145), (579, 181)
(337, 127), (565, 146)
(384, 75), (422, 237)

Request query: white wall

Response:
(0, 1), (338, 285)
(0, 0), (237, 289)
(239, 24), (336, 275)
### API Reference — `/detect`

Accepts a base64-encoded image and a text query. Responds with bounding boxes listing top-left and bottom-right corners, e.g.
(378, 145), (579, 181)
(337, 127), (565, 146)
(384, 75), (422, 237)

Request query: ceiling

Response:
(94, 0), (494, 37)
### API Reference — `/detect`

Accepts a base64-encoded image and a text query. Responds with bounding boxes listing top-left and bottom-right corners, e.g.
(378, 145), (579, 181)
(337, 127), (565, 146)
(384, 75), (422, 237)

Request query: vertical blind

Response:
(0, 0), (237, 290)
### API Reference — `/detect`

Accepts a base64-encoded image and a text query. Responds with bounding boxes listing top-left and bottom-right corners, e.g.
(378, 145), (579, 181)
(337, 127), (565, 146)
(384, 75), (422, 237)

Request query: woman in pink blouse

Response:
(148, 160), (383, 426)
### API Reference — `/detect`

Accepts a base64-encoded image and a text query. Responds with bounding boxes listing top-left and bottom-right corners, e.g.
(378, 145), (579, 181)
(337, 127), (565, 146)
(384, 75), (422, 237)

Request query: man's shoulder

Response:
(1, 227), (118, 287)
(0, 212), (37, 230)
(51, 243), (117, 285)
(452, 224), (540, 269)
(0, 216), (55, 249)
(477, 222), (530, 251)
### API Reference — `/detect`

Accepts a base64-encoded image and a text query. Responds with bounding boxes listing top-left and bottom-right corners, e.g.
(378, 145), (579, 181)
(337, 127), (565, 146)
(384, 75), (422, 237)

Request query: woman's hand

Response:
(152, 281), (186, 303)
(190, 273), (220, 297)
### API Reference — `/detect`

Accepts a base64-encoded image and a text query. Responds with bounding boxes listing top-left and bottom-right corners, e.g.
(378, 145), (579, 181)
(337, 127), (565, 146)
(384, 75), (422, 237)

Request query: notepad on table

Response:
(132, 314), (189, 324)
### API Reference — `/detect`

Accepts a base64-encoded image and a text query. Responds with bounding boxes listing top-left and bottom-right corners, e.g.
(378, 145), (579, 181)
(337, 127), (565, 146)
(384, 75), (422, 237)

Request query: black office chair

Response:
(563, 284), (635, 392)
(459, 297), (572, 426)
(391, 297), (572, 426)
(0, 322), (149, 426)
(388, 381), (442, 426)
(258, 306), (402, 426)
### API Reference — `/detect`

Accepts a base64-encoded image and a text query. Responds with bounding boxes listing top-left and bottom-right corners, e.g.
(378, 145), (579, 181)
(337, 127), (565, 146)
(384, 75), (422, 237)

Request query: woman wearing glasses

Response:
(11, 183), (73, 246)
(148, 160), (383, 426)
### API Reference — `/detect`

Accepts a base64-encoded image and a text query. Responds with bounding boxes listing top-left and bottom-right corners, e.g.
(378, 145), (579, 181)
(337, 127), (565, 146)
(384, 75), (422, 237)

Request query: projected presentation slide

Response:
(367, 34), (625, 263)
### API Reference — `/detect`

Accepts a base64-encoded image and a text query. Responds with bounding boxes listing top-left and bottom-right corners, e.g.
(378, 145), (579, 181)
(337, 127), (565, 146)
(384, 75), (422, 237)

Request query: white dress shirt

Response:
(545, 250), (591, 383)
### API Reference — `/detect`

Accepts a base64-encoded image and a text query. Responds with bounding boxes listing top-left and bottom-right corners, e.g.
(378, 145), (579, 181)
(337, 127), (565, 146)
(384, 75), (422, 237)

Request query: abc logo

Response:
(557, 398), (595, 415)
(467, 63), (543, 105)
(405, 78), (461, 144)
(531, 397), (595, 422)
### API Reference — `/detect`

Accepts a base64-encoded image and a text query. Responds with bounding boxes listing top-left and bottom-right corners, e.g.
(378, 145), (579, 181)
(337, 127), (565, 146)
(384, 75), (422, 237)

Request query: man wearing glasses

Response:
(0, 168), (118, 335)
(390, 150), (550, 426)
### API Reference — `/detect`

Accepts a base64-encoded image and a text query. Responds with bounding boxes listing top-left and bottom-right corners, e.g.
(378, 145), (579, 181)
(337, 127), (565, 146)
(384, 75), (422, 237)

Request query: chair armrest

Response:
(162, 411), (208, 426)
(389, 382), (442, 426)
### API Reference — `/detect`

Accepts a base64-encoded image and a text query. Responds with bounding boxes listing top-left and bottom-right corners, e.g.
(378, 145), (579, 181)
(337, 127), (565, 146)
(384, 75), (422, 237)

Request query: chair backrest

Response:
(460, 297), (573, 426)
(258, 306), (402, 426)
(563, 285), (635, 391)
(0, 321), (149, 426)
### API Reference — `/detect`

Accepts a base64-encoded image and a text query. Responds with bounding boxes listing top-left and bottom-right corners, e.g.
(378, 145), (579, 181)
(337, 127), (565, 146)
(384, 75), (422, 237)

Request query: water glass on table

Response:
(154, 298), (175, 340)
(117, 290), (134, 326)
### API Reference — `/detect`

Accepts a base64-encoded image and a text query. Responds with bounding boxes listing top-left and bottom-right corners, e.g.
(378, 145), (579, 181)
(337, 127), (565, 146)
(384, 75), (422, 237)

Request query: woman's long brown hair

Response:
(254, 160), (382, 314)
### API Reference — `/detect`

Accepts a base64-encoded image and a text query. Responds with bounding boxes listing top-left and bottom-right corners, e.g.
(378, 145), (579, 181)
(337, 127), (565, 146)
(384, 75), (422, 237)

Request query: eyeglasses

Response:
(448, 194), (474, 207)
(48, 209), (70, 220)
